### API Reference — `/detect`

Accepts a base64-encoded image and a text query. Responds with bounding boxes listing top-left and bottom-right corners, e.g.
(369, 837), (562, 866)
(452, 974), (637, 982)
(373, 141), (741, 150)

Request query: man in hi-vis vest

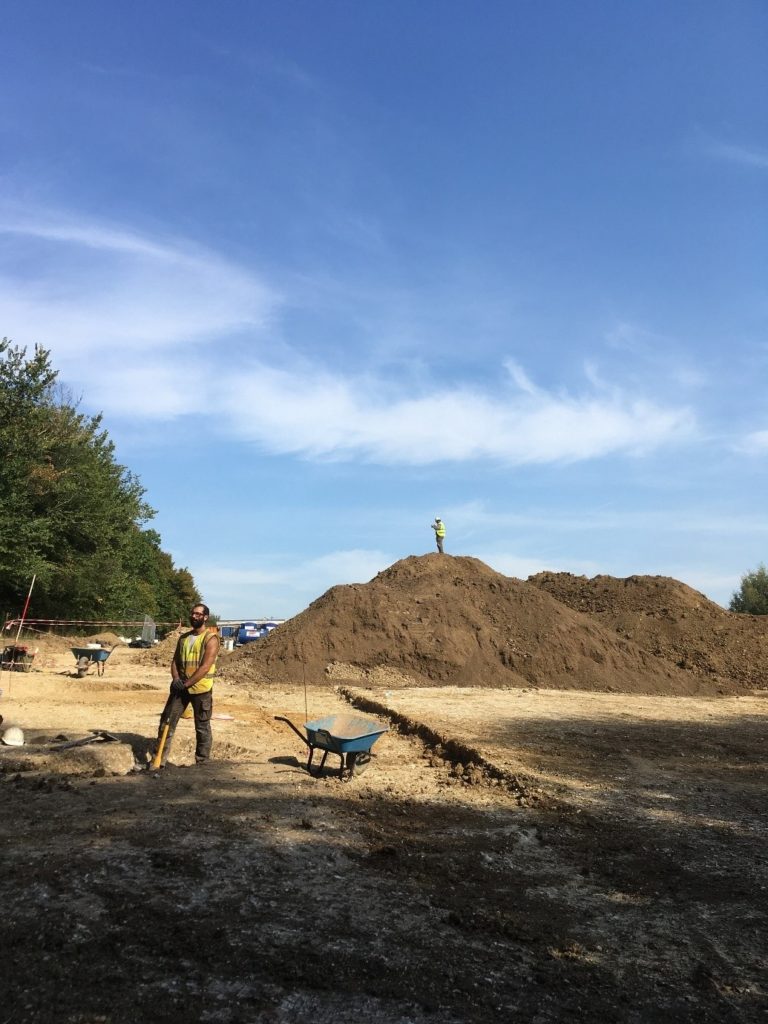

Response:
(157, 603), (220, 766)
(431, 516), (446, 554)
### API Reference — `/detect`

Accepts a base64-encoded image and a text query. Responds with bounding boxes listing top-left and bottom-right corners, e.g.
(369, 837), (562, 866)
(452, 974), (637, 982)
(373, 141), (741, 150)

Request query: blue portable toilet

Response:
(236, 622), (259, 645)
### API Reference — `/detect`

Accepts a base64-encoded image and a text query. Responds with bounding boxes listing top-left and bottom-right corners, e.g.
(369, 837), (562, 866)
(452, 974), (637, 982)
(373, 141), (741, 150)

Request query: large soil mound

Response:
(528, 571), (768, 689)
(219, 555), (734, 696)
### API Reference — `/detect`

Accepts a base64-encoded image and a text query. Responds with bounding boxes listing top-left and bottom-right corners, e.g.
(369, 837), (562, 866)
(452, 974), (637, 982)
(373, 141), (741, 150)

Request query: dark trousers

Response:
(436, 536), (444, 553)
(158, 688), (213, 764)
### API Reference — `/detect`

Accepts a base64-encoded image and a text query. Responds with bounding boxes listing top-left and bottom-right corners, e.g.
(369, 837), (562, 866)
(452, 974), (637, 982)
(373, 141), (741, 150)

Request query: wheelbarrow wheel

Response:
(76, 656), (90, 678)
(346, 751), (372, 777)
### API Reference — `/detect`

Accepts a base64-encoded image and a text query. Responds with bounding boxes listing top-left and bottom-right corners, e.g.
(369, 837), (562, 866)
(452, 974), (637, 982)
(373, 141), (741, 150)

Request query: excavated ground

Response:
(1, 572), (767, 1023)
(528, 570), (768, 691)
(219, 555), (767, 698)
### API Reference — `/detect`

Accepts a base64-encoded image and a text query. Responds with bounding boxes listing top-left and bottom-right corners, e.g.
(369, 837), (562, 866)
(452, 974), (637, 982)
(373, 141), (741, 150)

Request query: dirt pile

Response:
(80, 631), (123, 647)
(219, 554), (728, 696)
(142, 626), (186, 666)
(7, 632), (78, 655)
(528, 571), (768, 689)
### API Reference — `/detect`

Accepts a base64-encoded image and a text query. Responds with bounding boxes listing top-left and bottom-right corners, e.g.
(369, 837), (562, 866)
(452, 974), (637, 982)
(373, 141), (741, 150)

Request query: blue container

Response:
(237, 623), (261, 645)
(304, 714), (388, 755)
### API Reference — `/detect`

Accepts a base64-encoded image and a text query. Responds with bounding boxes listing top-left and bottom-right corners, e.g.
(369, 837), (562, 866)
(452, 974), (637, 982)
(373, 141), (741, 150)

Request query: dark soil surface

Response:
(529, 571), (768, 691)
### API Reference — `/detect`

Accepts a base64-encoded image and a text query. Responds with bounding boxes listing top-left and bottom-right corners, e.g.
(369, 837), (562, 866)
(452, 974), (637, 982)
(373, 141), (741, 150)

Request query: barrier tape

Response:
(3, 618), (182, 629)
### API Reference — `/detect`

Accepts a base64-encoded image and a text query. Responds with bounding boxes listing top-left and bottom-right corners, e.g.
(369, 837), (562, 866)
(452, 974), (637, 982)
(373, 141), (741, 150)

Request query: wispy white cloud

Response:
(1, 203), (696, 466)
(194, 549), (388, 618)
(202, 43), (319, 91)
(701, 138), (768, 170)
(0, 206), (277, 362)
(602, 322), (707, 390)
(503, 359), (540, 396)
(447, 500), (768, 535)
(736, 429), (768, 455)
(84, 361), (209, 418)
(217, 363), (694, 465)
(1, 214), (179, 261)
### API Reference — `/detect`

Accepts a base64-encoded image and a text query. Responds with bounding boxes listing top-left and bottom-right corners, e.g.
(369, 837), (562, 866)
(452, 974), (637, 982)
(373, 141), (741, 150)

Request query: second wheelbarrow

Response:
(71, 646), (114, 677)
(275, 713), (388, 779)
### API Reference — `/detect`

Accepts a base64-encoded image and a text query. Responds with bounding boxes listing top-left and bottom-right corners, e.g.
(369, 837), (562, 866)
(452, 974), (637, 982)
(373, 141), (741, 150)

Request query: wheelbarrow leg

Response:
(307, 747), (330, 777)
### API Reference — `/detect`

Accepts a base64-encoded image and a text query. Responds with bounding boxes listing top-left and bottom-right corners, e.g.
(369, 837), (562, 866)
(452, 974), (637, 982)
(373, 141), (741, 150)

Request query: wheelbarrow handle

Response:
(274, 716), (311, 749)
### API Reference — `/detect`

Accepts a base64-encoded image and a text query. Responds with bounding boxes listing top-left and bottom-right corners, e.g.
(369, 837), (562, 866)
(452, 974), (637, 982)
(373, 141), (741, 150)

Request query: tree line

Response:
(0, 338), (200, 624)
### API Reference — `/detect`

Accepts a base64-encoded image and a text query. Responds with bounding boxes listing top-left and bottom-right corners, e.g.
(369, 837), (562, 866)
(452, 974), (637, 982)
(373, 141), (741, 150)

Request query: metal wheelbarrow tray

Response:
(275, 713), (388, 779)
(71, 647), (113, 677)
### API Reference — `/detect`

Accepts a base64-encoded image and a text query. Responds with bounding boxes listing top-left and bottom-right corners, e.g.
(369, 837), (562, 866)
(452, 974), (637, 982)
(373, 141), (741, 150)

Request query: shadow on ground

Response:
(1, 708), (766, 1023)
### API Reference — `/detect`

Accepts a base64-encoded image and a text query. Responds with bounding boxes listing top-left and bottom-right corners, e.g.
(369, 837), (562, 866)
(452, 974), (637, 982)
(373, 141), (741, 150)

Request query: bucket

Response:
(224, 638), (235, 652)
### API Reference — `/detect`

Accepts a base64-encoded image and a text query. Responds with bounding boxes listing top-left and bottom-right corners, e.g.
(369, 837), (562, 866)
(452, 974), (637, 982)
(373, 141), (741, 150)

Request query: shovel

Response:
(52, 730), (120, 750)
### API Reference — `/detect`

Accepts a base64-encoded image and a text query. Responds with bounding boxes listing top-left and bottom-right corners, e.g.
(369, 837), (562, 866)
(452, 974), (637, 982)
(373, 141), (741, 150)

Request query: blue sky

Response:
(3, 1), (767, 618)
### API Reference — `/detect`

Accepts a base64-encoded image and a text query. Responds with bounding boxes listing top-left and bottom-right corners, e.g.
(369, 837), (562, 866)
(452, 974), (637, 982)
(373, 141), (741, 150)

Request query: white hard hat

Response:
(1, 726), (24, 747)
(435, 516), (441, 520)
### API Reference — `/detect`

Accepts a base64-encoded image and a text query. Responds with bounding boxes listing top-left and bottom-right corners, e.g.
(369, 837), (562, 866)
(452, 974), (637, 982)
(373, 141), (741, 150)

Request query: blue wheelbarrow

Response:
(71, 647), (113, 678)
(275, 713), (388, 779)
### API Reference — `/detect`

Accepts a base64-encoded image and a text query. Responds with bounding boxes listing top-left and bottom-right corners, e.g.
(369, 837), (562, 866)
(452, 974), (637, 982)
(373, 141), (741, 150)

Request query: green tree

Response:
(0, 338), (201, 621)
(729, 564), (768, 615)
(119, 528), (201, 623)
(0, 339), (60, 598)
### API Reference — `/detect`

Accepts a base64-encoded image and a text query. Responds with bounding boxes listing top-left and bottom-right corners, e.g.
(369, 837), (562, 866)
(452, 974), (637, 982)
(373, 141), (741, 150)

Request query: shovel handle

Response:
(151, 722), (170, 770)
(274, 716), (311, 749)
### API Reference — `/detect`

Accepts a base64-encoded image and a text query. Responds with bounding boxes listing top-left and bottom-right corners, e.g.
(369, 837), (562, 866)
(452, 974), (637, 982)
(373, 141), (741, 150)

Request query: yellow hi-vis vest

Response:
(435, 521), (446, 538)
(176, 629), (218, 694)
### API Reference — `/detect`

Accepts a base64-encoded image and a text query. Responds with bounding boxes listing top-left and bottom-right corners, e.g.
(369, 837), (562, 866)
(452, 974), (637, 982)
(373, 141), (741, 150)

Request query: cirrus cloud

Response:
(1, 204), (696, 466)
(217, 361), (694, 465)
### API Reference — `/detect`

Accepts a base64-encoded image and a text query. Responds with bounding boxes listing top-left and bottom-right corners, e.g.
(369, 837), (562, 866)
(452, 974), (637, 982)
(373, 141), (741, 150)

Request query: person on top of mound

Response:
(431, 516), (446, 554)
